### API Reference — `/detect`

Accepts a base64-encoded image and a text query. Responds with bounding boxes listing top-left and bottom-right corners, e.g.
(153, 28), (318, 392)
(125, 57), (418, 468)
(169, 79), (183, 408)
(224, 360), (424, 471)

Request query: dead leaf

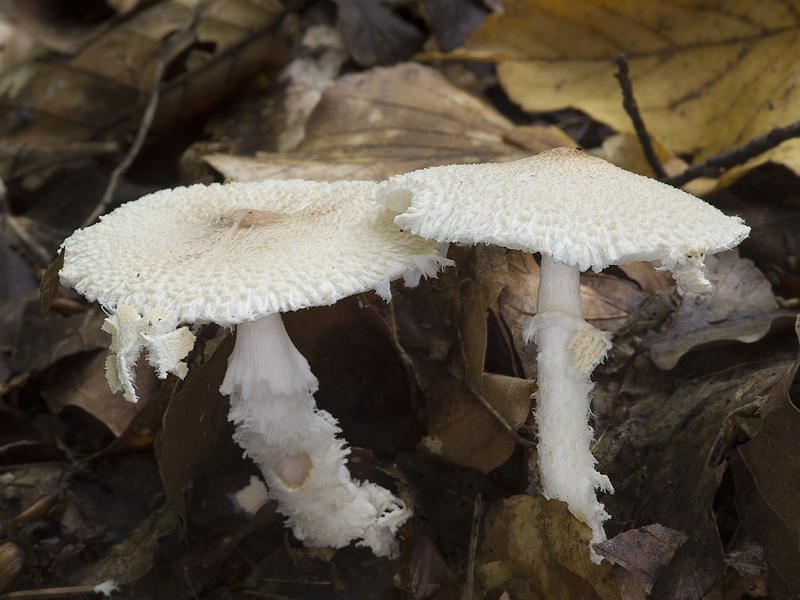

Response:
(733, 324), (800, 599)
(457, 0), (800, 181)
(423, 0), (489, 53)
(644, 251), (796, 370)
(334, 0), (424, 67)
(597, 346), (797, 599)
(371, 245), (533, 474)
(10, 301), (108, 375)
(40, 351), (153, 437)
(478, 495), (622, 600)
(202, 24), (348, 156)
(38, 246), (63, 314)
(205, 62), (571, 182)
(158, 333), (235, 518)
(0, 0), (286, 182)
(595, 524), (689, 599)
(499, 251), (651, 377)
(3, 0), (118, 55)
(76, 503), (180, 587)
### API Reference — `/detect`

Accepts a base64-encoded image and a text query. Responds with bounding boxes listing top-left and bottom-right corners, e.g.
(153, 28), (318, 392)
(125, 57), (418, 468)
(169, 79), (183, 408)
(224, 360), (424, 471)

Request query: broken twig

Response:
(80, 0), (213, 229)
(614, 54), (667, 179)
(663, 118), (800, 187)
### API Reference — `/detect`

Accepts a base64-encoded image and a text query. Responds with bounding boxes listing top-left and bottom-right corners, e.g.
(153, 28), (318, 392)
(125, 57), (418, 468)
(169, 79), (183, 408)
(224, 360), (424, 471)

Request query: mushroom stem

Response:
(221, 314), (411, 557)
(526, 255), (613, 562)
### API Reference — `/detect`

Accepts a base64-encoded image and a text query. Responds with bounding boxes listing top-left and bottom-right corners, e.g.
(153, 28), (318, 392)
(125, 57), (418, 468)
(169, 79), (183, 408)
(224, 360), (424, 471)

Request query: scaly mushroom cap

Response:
(375, 147), (750, 292)
(61, 179), (448, 324)
(59, 179), (451, 401)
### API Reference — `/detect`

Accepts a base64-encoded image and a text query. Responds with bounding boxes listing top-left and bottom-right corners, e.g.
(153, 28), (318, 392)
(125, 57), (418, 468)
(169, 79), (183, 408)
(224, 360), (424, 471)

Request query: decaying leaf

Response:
(334, 0), (424, 67)
(499, 251), (654, 377)
(371, 245), (533, 474)
(595, 524), (689, 600)
(478, 495), (622, 600)
(76, 503), (180, 587)
(733, 317), (800, 600)
(597, 343), (797, 599)
(40, 351), (151, 437)
(205, 62), (573, 182)
(644, 251), (796, 370)
(0, 0), (286, 182)
(159, 333), (235, 518)
(456, 0), (800, 180)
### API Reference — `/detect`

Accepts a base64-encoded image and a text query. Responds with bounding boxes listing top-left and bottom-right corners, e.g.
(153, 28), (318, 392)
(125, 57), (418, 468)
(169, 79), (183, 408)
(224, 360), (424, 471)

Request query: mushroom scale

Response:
(375, 147), (750, 561)
(59, 178), (453, 557)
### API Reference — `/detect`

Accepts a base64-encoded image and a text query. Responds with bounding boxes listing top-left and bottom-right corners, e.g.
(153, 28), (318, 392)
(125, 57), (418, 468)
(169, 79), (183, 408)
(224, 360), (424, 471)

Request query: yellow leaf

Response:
(462, 0), (800, 175)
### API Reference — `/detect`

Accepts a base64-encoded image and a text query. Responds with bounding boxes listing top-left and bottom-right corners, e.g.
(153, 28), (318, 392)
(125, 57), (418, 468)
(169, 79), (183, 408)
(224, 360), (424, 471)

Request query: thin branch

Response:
(466, 493), (484, 600)
(614, 54), (667, 179)
(466, 380), (536, 448)
(663, 118), (800, 187)
(80, 0), (212, 229)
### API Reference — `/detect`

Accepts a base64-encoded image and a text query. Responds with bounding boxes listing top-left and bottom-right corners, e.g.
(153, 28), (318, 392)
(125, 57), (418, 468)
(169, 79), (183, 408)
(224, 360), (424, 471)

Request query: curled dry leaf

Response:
(595, 524), (689, 600)
(205, 62), (573, 182)
(371, 245), (533, 474)
(455, 0), (800, 182)
(599, 344), (797, 599)
(478, 495), (621, 600)
(0, 0), (285, 182)
(733, 317), (800, 600)
(499, 251), (652, 377)
(41, 351), (151, 437)
(644, 251), (796, 370)
(334, 0), (424, 67)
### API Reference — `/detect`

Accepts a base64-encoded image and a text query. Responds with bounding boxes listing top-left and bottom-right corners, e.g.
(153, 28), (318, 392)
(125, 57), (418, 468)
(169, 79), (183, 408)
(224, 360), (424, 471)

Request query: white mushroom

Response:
(374, 147), (749, 560)
(59, 178), (452, 557)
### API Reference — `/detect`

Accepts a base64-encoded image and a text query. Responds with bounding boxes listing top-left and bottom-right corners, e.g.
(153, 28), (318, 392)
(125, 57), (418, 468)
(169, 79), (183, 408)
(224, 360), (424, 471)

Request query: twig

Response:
(466, 381), (536, 448)
(80, 0), (212, 229)
(466, 493), (484, 600)
(1, 585), (108, 599)
(663, 118), (800, 187)
(614, 54), (667, 179)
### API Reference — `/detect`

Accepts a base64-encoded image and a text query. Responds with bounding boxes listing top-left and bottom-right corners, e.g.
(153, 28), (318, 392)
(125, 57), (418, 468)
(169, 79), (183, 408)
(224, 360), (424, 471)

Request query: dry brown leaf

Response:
(456, 0), (800, 182)
(159, 333), (235, 518)
(0, 0), (285, 182)
(334, 0), (424, 67)
(371, 245), (532, 474)
(597, 345), (797, 599)
(595, 524), (689, 600)
(478, 495), (622, 600)
(499, 251), (651, 377)
(205, 62), (572, 182)
(76, 504), (180, 587)
(733, 320), (800, 599)
(2, 0), (118, 55)
(644, 251), (796, 370)
(41, 351), (151, 437)
(201, 24), (348, 157)
(423, 0), (489, 53)
(10, 302), (108, 375)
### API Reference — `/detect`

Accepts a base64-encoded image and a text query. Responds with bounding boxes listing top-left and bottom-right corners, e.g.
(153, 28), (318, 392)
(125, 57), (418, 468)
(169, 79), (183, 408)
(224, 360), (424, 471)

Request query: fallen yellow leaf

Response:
(461, 0), (800, 176)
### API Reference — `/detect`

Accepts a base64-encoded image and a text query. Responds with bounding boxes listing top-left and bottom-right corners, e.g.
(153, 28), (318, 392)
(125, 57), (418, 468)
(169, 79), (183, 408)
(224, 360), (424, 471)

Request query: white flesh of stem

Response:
(531, 255), (613, 562)
(221, 314), (411, 557)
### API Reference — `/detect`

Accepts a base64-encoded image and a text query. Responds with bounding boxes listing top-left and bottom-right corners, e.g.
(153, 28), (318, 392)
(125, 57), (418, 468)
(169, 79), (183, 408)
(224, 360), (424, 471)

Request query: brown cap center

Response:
(216, 209), (289, 229)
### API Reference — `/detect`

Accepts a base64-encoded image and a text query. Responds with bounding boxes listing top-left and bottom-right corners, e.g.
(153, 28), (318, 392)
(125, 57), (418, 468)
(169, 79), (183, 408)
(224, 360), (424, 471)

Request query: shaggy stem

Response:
(528, 255), (613, 562)
(221, 314), (411, 557)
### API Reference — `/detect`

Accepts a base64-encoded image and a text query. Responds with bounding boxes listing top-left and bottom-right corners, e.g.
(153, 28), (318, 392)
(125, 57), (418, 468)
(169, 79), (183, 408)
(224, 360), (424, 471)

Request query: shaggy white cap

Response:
(375, 147), (749, 292)
(61, 179), (449, 323)
(59, 179), (452, 402)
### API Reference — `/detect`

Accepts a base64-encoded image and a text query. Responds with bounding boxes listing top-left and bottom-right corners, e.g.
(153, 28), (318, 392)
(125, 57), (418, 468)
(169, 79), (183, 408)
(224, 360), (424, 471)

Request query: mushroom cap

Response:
(60, 179), (448, 327)
(375, 147), (749, 291)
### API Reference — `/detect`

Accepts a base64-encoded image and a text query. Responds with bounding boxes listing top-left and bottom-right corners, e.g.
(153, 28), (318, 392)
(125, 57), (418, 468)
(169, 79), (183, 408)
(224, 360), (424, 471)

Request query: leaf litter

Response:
(1, 1), (800, 598)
